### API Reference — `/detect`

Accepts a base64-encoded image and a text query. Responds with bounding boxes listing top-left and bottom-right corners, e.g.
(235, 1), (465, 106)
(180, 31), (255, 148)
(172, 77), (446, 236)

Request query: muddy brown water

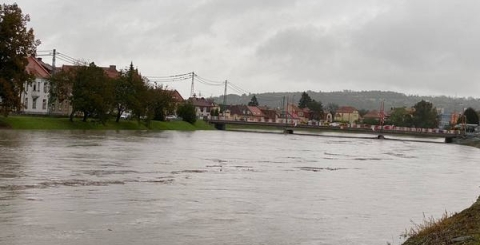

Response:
(0, 130), (479, 245)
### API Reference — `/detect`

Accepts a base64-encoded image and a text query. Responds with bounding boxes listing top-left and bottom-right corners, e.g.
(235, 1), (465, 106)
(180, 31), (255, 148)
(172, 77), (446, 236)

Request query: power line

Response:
(37, 49), (252, 97)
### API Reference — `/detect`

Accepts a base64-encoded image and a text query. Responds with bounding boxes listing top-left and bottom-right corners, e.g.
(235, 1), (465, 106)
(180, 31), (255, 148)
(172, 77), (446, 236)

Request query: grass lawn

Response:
(0, 115), (213, 131)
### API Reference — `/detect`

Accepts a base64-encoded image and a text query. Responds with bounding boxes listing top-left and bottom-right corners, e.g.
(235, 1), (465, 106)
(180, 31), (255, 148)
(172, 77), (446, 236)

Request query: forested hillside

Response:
(212, 90), (480, 113)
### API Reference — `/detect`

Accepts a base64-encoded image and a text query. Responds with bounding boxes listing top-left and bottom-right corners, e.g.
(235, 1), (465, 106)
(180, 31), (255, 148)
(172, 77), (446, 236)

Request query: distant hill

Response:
(211, 90), (480, 113)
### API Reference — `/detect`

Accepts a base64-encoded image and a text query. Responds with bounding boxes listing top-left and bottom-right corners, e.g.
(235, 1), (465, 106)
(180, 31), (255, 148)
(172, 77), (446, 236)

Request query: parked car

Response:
(166, 115), (177, 121)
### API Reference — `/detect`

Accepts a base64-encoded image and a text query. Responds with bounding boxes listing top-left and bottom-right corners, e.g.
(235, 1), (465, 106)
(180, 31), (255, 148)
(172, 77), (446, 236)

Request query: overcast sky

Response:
(7, 0), (480, 98)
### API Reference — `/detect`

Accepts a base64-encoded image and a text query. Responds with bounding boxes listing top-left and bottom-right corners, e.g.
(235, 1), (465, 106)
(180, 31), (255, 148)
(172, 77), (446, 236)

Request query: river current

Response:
(0, 130), (479, 245)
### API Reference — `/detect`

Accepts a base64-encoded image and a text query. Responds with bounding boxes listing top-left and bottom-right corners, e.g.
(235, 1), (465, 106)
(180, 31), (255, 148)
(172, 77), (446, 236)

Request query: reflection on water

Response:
(0, 130), (479, 245)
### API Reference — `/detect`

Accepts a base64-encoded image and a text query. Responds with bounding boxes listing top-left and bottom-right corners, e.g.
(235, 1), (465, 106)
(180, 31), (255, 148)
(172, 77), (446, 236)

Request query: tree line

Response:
(49, 62), (198, 125)
(0, 3), (197, 124)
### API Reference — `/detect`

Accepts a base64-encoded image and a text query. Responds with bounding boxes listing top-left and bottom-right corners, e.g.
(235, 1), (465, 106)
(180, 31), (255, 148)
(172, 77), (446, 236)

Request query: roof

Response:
(363, 110), (381, 119)
(247, 106), (266, 117)
(190, 97), (216, 107)
(260, 108), (278, 119)
(336, 106), (358, 114)
(289, 103), (302, 112)
(34, 57), (54, 73)
(102, 65), (120, 78)
(227, 105), (248, 115)
(61, 64), (119, 79)
(169, 90), (184, 103)
(26, 56), (50, 78)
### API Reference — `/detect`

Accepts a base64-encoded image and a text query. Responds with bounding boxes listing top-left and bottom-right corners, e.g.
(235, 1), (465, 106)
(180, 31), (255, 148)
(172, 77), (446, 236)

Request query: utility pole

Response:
(190, 71), (195, 98)
(380, 99), (385, 131)
(285, 96), (288, 125)
(223, 80), (227, 113)
(282, 96), (286, 125)
(52, 49), (56, 74)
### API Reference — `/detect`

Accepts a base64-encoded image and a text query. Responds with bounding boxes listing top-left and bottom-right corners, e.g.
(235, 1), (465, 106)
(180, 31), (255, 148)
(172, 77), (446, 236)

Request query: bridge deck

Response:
(208, 120), (459, 139)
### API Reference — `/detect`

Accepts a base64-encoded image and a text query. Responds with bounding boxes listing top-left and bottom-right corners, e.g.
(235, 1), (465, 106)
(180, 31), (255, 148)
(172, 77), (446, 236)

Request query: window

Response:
(32, 98), (37, 109)
(33, 83), (36, 91)
(42, 99), (46, 110)
(43, 82), (48, 93)
(24, 98), (28, 109)
(37, 82), (40, 92)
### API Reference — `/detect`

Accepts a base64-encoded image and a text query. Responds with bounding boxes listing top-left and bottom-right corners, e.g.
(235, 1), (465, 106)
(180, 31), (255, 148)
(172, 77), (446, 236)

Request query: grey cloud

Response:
(7, 0), (480, 97)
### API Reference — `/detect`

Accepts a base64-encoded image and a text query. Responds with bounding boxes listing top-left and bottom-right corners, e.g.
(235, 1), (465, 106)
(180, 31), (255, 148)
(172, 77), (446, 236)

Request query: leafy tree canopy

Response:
(146, 86), (176, 122)
(412, 100), (438, 128)
(387, 107), (413, 127)
(306, 100), (324, 121)
(177, 101), (197, 124)
(248, 95), (259, 106)
(0, 3), (40, 116)
(298, 92), (312, 109)
(50, 63), (113, 124)
(460, 107), (479, 125)
(113, 62), (148, 122)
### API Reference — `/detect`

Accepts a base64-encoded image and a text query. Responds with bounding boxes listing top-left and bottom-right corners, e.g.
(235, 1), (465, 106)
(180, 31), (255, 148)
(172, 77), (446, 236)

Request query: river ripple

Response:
(0, 130), (479, 245)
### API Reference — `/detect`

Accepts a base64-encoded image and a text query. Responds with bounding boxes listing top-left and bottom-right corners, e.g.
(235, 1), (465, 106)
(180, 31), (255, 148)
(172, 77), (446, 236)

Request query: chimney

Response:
(37, 57), (42, 62)
(109, 65), (116, 70)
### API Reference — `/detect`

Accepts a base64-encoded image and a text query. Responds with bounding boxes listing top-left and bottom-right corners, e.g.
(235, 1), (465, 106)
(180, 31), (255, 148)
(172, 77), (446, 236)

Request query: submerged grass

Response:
(0, 115), (214, 131)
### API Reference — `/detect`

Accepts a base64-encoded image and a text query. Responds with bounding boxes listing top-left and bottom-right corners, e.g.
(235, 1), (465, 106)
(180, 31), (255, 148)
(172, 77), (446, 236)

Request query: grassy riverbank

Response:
(402, 197), (480, 245)
(402, 138), (480, 245)
(0, 115), (213, 130)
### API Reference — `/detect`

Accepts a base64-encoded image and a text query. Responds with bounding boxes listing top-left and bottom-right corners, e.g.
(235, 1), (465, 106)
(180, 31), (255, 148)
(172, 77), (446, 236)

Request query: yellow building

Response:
(334, 106), (359, 124)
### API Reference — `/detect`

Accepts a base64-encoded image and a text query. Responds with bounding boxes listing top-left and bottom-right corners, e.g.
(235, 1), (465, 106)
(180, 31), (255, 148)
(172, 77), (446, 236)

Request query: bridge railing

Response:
(208, 119), (462, 136)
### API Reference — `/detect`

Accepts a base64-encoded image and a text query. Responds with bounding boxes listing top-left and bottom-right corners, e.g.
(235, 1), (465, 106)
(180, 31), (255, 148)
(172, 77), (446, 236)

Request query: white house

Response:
(21, 56), (51, 115)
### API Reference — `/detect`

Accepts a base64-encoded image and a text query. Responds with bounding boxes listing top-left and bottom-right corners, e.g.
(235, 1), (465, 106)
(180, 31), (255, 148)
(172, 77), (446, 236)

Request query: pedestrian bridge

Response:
(207, 119), (461, 143)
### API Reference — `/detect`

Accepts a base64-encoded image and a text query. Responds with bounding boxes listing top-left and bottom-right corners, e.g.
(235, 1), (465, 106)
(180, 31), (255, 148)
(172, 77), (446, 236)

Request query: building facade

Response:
(21, 56), (50, 115)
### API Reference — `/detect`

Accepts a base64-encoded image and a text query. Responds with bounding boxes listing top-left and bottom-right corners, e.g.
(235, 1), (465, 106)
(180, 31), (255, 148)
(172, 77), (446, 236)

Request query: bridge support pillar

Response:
(214, 123), (226, 130)
(445, 137), (454, 143)
(284, 129), (294, 134)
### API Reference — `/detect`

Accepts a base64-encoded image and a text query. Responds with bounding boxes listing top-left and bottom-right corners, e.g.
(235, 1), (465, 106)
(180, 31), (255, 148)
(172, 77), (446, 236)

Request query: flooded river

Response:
(1, 130), (479, 245)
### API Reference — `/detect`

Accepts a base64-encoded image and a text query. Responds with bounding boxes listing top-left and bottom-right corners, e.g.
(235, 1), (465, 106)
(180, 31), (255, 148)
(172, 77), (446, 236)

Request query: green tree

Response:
(145, 86), (175, 122)
(387, 107), (412, 127)
(358, 109), (369, 118)
(177, 101), (197, 124)
(0, 3), (40, 116)
(248, 95), (259, 106)
(73, 63), (114, 124)
(412, 100), (438, 128)
(48, 67), (75, 108)
(298, 92), (313, 109)
(113, 62), (147, 122)
(459, 107), (479, 125)
(306, 100), (324, 121)
(50, 63), (113, 123)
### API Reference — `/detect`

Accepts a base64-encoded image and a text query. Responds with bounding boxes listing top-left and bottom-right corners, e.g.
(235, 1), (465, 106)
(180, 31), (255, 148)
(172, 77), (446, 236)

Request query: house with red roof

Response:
(362, 110), (388, 123)
(286, 103), (309, 124)
(225, 105), (264, 122)
(20, 56), (51, 115)
(190, 97), (218, 119)
(259, 107), (278, 123)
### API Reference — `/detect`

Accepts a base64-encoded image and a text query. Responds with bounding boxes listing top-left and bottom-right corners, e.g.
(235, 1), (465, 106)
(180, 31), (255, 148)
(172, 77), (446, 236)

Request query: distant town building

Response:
(334, 106), (359, 124)
(190, 97), (218, 119)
